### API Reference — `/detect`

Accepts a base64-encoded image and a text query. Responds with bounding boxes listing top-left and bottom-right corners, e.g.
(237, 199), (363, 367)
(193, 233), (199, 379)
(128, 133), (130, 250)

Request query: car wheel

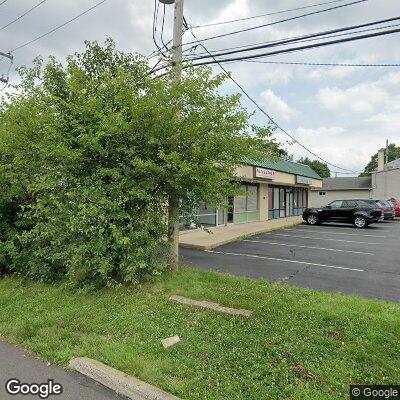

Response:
(354, 216), (367, 229)
(307, 213), (319, 225)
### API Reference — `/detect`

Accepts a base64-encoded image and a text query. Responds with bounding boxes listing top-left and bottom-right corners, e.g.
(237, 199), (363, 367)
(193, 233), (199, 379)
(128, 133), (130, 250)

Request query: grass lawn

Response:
(0, 268), (399, 400)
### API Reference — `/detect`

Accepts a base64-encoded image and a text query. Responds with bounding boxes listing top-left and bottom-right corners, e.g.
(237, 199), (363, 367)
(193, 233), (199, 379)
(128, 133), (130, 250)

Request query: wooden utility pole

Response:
(385, 139), (389, 165)
(0, 51), (13, 84)
(163, 0), (184, 271)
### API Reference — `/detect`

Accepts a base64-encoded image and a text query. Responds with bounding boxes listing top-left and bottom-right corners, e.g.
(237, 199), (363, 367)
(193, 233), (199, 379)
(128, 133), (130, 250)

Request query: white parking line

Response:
(266, 233), (382, 245)
(205, 250), (364, 272)
(243, 239), (375, 255)
(286, 228), (387, 238)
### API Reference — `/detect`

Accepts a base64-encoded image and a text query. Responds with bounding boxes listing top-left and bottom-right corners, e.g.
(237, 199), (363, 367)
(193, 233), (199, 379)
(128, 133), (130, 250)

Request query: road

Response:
(181, 220), (400, 302)
(0, 340), (126, 400)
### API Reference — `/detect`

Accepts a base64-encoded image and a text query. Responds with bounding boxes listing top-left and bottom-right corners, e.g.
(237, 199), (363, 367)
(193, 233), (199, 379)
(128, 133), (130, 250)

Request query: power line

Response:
(186, 23), (400, 60)
(10, 0), (109, 53)
(235, 60), (400, 68)
(0, 0), (8, 7)
(184, 18), (356, 173)
(183, 0), (368, 47)
(191, 0), (351, 28)
(184, 17), (400, 59)
(0, 0), (48, 31)
(152, 0), (169, 58)
(188, 27), (400, 67)
(160, 3), (169, 51)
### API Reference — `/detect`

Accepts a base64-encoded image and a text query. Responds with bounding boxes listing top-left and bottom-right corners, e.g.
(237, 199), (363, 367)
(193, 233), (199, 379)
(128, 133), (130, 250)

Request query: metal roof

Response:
(244, 158), (322, 180)
(320, 177), (372, 190)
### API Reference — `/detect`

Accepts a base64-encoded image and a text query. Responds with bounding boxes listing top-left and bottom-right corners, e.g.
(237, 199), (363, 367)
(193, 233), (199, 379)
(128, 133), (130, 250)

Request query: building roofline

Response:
(311, 188), (372, 191)
(244, 157), (322, 180)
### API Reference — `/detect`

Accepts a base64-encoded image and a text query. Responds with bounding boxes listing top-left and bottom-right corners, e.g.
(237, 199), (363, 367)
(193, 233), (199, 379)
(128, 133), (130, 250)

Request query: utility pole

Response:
(160, 0), (184, 271)
(385, 139), (389, 165)
(0, 51), (13, 84)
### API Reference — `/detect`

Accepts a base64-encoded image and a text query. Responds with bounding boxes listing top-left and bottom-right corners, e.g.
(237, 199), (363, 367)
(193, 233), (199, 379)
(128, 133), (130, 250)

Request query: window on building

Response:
(268, 186), (308, 219)
(319, 191), (326, 196)
(234, 183), (259, 223)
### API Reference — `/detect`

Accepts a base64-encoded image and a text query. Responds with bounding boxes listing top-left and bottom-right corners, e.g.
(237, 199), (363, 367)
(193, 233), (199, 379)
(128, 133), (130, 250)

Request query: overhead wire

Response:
(183, 17), (356, 173)
(191, 0), (351, 28)
(188, 27), (400, 67)
(183, 17), (400, 59)
(182, 0), (368, 46)
(152, 0), (170, 58)
(233, 60), (400, 68)
(0, 0), (48, 31)
(10, 0), (109, 52)
(160, 3), (169, 52)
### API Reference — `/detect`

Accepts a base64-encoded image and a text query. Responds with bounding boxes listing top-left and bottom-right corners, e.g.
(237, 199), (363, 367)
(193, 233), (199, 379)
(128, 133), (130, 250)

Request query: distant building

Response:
(371, 149), (400, 200)
(310, 177), (373, 207)
(310, 148), (400, 207)
(183, 158), (322, 228)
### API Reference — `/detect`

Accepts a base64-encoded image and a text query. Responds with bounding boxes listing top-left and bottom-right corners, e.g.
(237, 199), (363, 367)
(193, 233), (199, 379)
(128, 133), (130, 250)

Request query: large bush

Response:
(0, 39), (274, 287)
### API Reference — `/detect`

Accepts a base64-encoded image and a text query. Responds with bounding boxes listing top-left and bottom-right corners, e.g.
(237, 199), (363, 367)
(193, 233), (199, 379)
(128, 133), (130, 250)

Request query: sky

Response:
(1, 0), (399, 175)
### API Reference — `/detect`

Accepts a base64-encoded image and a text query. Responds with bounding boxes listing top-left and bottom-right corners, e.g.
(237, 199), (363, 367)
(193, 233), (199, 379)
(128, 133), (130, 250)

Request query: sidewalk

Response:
(0, 340), (126, 400)
(179, 216), (303, 250)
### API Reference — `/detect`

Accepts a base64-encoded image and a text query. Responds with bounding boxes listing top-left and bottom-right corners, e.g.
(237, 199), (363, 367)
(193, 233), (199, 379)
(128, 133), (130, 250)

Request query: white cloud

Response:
(259, 89), (297, 120)
(317, 85), (388, 114)
(277, 126), (373, 173)
(317, 72), (400, 114)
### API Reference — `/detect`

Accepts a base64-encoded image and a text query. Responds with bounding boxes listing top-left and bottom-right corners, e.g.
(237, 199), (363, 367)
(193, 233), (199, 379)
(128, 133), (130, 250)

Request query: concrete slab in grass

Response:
(170, 295), (252, 317)
(69, 357), (181, 400)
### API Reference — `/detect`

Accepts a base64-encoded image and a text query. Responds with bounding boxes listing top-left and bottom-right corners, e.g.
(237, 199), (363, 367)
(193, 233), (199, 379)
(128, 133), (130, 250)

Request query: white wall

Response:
(372, 169), (400, 200)
(310, 189), (373, 208)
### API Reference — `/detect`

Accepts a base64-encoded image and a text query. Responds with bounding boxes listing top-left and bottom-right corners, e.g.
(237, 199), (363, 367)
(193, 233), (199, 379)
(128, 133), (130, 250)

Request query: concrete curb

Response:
(69, 357), (181, 400)
(179, 219), (304, 250)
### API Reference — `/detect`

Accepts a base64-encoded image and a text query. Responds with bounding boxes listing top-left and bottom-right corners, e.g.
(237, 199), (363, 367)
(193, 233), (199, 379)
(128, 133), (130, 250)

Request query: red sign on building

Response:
(254, 167), (276, 180)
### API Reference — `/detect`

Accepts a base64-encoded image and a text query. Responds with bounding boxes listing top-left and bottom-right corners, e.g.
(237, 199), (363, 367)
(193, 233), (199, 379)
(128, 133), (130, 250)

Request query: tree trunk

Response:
(168, 196), (180, 271)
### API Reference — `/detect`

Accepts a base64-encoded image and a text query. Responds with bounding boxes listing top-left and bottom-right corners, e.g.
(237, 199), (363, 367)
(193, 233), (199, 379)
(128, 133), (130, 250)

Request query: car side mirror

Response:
(326, 205), (331, 209)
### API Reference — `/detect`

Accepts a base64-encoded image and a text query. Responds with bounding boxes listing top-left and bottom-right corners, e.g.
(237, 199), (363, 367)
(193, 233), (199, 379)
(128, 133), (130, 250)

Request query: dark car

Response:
(381, 200), (395, 220)
(353, 199), (393, 221)
(303, 199), (382, 229)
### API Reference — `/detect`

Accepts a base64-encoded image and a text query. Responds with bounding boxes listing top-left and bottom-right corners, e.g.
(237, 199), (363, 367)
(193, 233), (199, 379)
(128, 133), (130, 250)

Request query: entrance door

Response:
(285, 190), (294, 217)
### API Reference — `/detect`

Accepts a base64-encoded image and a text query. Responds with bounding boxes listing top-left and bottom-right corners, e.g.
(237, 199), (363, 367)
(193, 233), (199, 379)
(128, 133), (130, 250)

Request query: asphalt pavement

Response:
(0, 340), (126, 400)
(181, 219), (400, 302)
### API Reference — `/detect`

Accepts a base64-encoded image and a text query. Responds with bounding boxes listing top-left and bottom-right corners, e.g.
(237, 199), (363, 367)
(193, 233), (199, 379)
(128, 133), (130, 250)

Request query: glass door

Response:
(285, 190), (294, 216)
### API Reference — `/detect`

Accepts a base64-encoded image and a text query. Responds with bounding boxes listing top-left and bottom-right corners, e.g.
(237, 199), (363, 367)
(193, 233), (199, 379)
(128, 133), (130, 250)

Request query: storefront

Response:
(181, 158), (322, 229)
(268, 186), (308, 219)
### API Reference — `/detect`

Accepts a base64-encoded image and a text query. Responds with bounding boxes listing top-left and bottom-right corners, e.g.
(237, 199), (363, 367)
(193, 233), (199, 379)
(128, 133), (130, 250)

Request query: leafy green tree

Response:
(360, 143), (400, 176)
(0, 39), (274, 287)
(297, 157), (330, 178)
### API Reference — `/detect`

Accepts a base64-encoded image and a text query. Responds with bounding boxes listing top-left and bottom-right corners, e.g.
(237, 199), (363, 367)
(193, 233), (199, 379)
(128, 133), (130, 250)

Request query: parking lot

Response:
(181, 220), (400, 302)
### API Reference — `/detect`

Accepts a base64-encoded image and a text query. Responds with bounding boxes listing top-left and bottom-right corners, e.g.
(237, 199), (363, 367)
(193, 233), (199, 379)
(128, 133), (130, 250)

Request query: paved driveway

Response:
(181, 220), (400, 302)
(0, 340), (126, 400)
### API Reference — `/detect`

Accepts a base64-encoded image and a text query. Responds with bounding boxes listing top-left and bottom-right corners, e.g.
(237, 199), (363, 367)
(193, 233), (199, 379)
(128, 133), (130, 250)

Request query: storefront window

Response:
(234, 183), (259, 223)
(268, 185), (309, 219)
(247, 185), (258, 211)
